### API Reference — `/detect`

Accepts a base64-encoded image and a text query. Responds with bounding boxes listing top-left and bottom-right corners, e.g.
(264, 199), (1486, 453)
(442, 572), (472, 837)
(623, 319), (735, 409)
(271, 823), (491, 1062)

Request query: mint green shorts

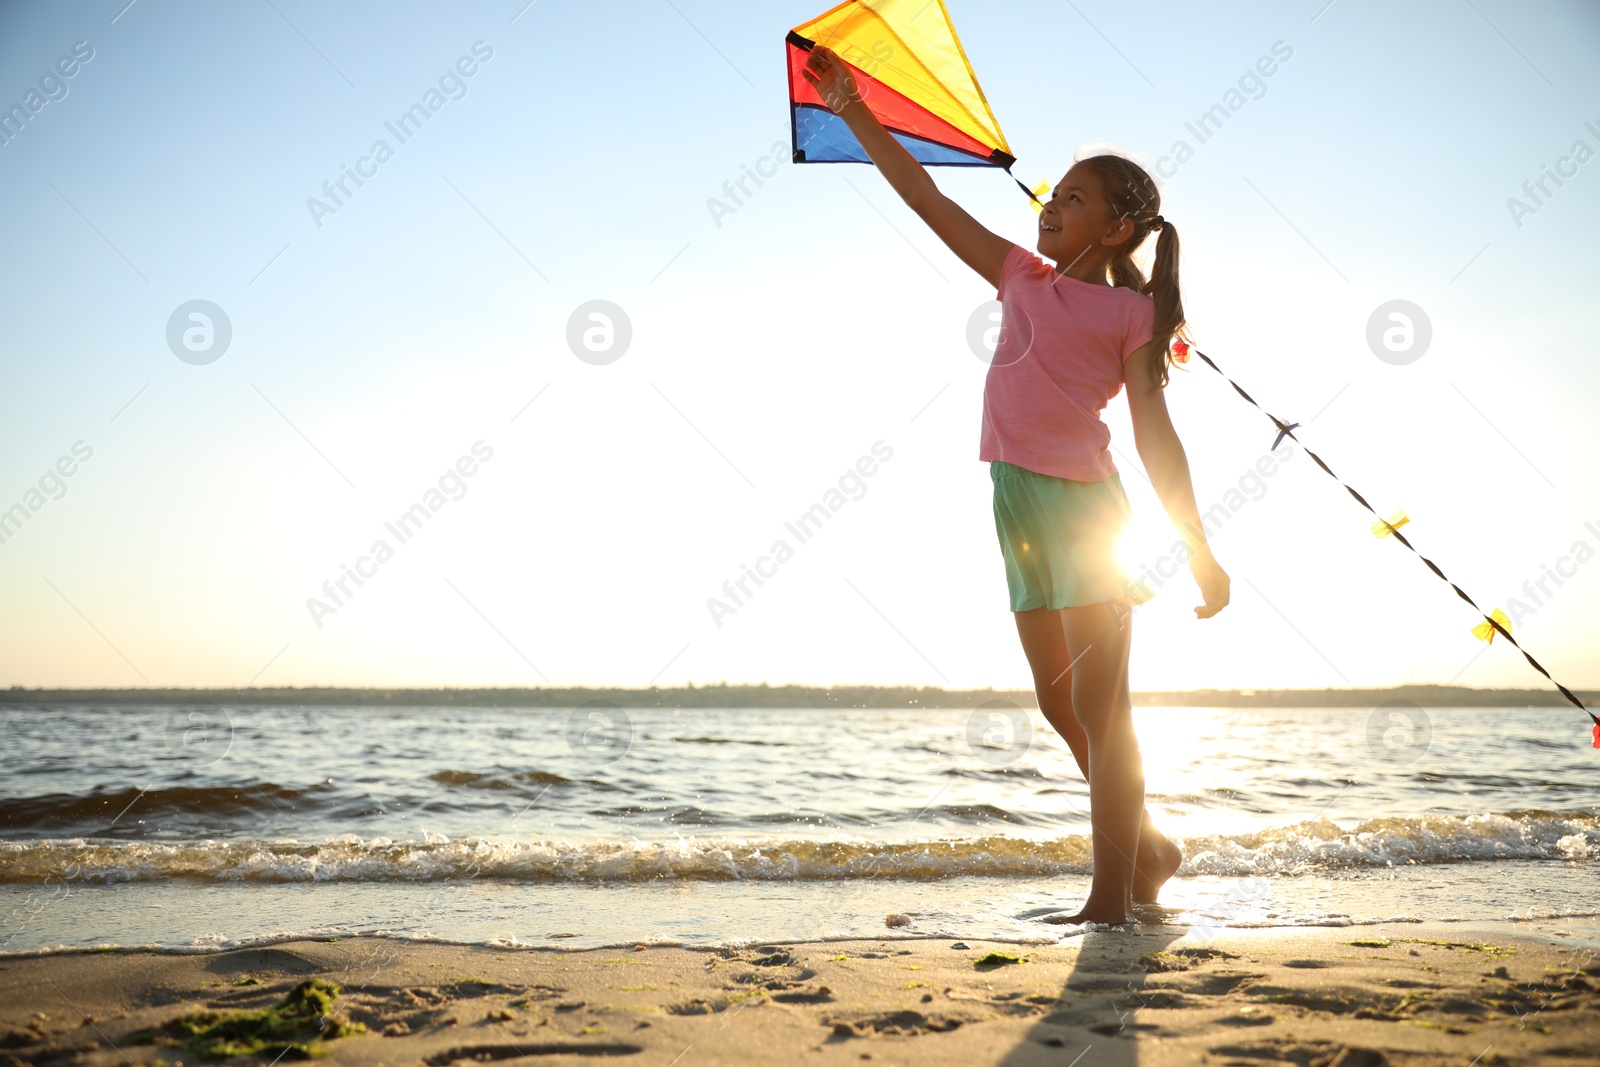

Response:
(991, 462), (1147, 612)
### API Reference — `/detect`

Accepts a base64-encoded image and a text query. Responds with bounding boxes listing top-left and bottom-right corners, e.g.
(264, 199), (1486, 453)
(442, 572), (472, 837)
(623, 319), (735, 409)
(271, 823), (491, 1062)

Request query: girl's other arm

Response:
(1123, 342), (1231, 618)
(802, 46), (1011, 289)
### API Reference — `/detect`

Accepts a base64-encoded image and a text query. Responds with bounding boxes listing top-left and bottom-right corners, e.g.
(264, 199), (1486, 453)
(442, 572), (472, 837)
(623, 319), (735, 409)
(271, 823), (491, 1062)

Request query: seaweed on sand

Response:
(128, 978), (366, 1060)
(974, 952), (1029, 971)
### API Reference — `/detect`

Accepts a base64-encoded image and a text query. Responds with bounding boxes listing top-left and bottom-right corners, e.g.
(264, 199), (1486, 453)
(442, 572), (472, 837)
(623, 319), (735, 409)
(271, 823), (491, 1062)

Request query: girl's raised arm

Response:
(803, 46), (1012, 289)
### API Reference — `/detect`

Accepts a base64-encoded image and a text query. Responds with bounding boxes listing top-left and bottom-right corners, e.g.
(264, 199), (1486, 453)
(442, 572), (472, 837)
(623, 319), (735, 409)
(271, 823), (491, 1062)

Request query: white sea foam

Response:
(3, 812), (1593, 885)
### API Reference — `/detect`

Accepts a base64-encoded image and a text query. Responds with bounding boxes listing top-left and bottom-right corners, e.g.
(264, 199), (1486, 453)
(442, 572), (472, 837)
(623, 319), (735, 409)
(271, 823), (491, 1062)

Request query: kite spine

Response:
(1190, 347), (1596, 728)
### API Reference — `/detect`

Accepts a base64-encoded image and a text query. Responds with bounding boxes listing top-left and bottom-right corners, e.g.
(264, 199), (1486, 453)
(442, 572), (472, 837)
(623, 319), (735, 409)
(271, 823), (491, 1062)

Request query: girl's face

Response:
(1035, 163), (1127, 268)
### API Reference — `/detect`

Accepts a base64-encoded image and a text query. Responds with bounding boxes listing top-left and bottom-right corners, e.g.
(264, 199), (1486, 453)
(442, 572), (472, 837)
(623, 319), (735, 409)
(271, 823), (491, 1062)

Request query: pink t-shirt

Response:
(979, 245), (1156, 482)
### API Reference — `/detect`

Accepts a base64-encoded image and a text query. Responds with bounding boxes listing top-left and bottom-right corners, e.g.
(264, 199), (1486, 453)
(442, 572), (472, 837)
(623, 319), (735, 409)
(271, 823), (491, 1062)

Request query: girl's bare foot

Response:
(1041, 906), (1141, 926)
(1132, 833), (1183, 904)
(1041, 910), (1138, 926)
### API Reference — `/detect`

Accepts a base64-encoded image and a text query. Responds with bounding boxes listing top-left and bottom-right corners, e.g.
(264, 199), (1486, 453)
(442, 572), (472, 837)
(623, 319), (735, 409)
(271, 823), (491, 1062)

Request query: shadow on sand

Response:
(996, 923), (1189, 1066)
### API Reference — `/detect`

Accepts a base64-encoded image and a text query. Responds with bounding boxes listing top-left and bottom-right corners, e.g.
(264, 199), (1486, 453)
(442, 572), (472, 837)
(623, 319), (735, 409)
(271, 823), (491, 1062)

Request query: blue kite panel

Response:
(792, 106), (996, 166)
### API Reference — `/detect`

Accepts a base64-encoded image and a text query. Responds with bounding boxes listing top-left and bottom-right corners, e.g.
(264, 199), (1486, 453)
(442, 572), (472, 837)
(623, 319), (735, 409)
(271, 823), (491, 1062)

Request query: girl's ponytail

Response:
(1143, 220), (1185, 390)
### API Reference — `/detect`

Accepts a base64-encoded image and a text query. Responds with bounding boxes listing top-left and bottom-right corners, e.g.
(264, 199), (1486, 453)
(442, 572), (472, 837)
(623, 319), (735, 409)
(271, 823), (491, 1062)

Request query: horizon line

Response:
(3, 681), (1593, 710)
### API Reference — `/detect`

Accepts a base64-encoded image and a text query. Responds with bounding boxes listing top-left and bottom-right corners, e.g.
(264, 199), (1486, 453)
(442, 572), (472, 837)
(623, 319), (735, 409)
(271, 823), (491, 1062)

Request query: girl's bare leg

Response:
(1060, 599), (1140, 922)
(1014, 608), (1182, 904)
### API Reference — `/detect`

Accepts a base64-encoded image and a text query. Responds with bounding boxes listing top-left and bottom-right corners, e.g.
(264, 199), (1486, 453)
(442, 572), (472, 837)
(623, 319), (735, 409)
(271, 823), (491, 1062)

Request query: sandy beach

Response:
(3, 922), (1595, 1066)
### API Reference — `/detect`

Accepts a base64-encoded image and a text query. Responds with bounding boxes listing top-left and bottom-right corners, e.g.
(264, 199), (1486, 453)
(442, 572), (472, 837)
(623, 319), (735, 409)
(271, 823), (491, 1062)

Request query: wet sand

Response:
(2, 922), (1596, 1065)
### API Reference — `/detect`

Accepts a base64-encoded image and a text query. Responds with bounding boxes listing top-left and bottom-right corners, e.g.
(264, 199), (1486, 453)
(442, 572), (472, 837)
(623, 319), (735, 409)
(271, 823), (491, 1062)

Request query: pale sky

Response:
(1, 0), (1596, 694)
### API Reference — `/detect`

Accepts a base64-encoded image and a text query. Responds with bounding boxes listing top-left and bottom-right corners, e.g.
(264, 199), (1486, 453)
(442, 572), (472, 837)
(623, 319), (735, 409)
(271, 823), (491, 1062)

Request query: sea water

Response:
(2, 703), (1596, 953)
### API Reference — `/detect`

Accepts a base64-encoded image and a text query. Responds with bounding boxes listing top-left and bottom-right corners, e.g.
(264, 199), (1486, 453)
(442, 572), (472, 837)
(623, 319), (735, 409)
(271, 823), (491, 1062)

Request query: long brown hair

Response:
(1075, 152), (1187, 389)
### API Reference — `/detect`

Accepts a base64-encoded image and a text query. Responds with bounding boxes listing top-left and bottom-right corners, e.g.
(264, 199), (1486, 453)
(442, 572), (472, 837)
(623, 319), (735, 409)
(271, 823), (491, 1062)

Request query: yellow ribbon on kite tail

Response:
(1028, 179), (1051, 214)
(1470, 608), (1512, 644)
(1370, 511), (1410, 538)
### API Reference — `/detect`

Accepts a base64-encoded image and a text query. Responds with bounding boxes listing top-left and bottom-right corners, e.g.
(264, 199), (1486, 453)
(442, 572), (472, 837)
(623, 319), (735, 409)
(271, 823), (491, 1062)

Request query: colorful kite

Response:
(786, 0), (1036, 198)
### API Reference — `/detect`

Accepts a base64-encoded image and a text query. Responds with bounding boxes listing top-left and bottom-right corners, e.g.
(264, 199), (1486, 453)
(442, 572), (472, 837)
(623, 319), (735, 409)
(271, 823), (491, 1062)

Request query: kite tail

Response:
(1004, 165), (1043, 206)
(1190, 346), (1593, 729)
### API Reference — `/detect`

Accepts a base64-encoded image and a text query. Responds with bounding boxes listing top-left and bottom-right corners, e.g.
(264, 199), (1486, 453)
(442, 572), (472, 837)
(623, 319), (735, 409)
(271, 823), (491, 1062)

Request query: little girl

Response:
(804, 47), (1231, 925)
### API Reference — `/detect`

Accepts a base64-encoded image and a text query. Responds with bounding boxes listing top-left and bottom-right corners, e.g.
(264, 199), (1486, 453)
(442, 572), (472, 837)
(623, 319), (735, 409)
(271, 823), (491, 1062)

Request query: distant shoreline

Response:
(1, 683), (1592, 709)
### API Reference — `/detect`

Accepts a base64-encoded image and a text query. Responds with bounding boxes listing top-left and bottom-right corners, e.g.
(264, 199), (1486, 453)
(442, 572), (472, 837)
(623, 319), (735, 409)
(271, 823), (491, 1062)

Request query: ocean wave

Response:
(668, 736), (792, 747)
(0, 784), (327, 832)
(1179, 811), (1599, 875)
(426, 770), (574, 790)
(1, 812), (1593, 885)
